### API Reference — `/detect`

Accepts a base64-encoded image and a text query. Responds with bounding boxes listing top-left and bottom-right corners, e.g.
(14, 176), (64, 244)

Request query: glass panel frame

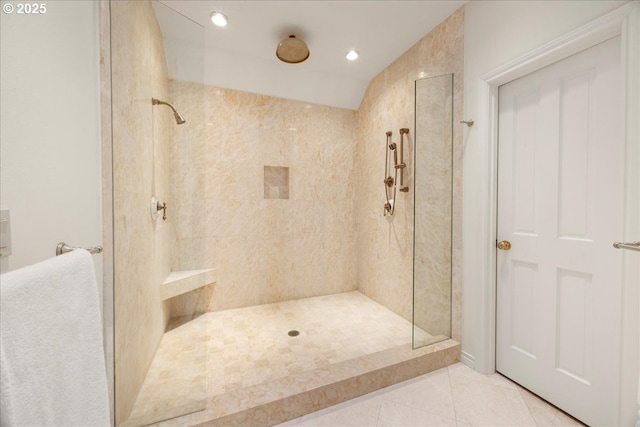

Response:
(412, 74), (454, 349)
(111, 1), (206, 425)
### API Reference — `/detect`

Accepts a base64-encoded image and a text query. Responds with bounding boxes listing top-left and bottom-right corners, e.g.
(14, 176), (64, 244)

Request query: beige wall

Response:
(355, 8), (464, 341)
(0, 1), (102, 275)
(168, 81), (358, 310)
(111, 1), (172, 423)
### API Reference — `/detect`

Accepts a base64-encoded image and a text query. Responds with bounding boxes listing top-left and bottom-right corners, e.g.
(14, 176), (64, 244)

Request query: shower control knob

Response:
(497, 240), (511, 250)
(158, 202), (167, 221)
(384, 176), (394, 187)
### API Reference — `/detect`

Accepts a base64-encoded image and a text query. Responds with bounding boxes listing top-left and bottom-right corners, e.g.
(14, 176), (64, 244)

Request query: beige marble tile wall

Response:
(168, 81), (358, 310)
(111, 1), (173, 423)
(355, 8), (464, 341)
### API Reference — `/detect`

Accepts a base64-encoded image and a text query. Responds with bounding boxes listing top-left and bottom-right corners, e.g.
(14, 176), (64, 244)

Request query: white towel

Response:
(0, 250), (110, 427)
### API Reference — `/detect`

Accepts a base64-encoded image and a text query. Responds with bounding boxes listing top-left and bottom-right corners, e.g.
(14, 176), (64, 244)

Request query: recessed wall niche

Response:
(264, 166), (289, 199)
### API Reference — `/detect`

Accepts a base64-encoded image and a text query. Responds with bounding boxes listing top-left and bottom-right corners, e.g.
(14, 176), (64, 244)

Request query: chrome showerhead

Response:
(152, 97), (186, 125)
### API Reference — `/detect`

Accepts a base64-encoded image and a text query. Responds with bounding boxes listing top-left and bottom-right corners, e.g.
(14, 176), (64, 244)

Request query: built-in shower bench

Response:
(160, 268), (217, 301)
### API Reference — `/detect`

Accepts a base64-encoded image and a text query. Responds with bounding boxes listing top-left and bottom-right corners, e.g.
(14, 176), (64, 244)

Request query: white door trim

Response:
(473, 2), (639, 424)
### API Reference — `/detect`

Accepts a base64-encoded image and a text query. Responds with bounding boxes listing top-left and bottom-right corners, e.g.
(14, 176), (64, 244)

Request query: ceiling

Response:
(154, 1), (465, 110)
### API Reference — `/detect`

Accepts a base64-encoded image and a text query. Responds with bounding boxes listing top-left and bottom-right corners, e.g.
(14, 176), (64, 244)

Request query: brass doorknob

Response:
(497, 240), (511, 250)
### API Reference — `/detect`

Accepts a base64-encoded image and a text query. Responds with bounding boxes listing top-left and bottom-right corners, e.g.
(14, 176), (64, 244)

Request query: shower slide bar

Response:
(383, 128), (410, 216)
(398, 128), (409, 192)
(56, 242), (103, 256)
(613, 241), (640, 252)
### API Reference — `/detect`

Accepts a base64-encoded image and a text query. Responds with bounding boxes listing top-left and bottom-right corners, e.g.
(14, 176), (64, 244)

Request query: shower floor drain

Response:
(288, 330), (300, 337)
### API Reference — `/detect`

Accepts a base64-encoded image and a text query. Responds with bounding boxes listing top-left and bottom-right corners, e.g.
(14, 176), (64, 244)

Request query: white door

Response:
(496, 36), (623, 426)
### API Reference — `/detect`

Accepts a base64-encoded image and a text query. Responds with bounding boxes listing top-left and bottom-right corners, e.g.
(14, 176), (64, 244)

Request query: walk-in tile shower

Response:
(109, 1), (463, 425)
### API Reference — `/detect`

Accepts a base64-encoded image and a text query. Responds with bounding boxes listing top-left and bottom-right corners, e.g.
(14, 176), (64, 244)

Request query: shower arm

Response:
(151, 97), (186, 125)
(152, 97), (176, 112)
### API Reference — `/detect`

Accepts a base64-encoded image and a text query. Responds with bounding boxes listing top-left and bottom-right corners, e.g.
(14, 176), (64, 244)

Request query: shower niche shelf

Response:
(161, 268), (217, 301)
(264, 166), (289, 199)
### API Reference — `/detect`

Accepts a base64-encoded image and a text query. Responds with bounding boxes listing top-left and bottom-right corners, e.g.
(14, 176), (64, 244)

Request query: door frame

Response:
(472, 2), (639, 424)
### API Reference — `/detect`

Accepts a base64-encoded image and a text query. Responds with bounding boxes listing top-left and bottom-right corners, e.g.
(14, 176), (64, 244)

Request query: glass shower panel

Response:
(111, 1), (207, 425)
(412, 74), (453, 349)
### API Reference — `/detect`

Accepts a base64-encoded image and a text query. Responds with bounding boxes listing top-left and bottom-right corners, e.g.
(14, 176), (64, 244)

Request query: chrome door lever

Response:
(612, 241), (640, 252)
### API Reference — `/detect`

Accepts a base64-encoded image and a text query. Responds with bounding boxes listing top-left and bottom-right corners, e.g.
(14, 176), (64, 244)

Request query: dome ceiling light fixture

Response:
(276, 35), (310, 64)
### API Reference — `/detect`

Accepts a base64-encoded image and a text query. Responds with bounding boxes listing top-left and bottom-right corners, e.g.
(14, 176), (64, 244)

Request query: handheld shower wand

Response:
(389, 142), (397, 165)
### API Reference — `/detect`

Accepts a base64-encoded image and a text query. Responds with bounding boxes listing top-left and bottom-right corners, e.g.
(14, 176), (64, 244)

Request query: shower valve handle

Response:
(158, 202), (167, 221)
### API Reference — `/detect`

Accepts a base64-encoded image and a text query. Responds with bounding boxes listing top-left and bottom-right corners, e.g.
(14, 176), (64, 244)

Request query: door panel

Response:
(496, 36), (623, 426)
(555, 268), (593, 384)
(510, 260), (538, 358)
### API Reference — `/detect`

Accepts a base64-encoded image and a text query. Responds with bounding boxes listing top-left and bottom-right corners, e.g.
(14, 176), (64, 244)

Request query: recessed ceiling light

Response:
(210, 11), (228, 27)
(346, 50), (359, 61)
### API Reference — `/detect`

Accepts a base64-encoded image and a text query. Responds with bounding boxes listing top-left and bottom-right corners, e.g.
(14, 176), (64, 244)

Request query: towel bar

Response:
(612, 241), (640, 252)
(56, 242), (103, 256)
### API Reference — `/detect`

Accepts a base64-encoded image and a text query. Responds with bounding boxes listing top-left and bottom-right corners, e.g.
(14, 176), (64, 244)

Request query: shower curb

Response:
(161, 339), (460, 426)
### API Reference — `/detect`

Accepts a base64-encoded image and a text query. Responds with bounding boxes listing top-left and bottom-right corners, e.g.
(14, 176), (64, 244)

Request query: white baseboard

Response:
(460, 351), (475, 369)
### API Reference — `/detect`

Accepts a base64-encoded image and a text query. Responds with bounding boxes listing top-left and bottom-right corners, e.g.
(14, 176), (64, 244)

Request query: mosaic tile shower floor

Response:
(124, 291), (445, 426)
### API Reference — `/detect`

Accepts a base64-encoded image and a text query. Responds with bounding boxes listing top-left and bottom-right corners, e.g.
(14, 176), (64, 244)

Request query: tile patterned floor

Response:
(126, 291), (443, 425)
(126, 290), (583, 426)
(125, 315), (207, 426)
(204, 291), (412, 395)
(275, 363), (586, 427)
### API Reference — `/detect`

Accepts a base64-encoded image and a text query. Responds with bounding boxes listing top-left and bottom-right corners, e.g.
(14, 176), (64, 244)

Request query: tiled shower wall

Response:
(355, 8), (464, 339)
(166, 8), (463, 327)
(168, 81), (358, 310)
(111, 1), (172, 423)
